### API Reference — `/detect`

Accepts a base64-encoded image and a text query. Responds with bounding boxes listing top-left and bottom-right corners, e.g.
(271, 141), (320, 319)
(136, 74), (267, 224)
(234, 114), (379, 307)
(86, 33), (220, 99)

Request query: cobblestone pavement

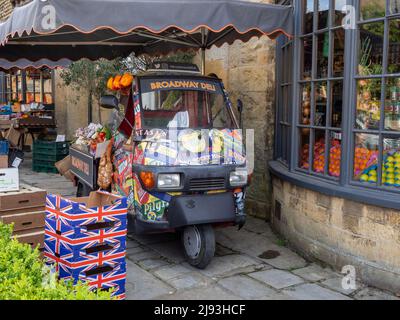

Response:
(21, 154), (399, 300)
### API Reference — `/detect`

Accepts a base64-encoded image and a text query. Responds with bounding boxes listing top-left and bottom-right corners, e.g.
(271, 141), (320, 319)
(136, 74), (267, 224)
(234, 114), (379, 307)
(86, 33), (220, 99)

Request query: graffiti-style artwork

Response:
(133, 129), (246, 166)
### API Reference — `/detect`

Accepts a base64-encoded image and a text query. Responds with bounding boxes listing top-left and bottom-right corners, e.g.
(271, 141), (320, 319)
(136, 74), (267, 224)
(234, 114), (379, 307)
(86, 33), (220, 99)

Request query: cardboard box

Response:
(0, 168), (19, 192)
(55, 155), (71, 174)
(0, 154), (8, 168)
(0, 184), (46, 211)
(0, 206), (45, 217)
(0, 210), (45, 232)
(6, 126), (22, 148)
(15, 229), (45, 249)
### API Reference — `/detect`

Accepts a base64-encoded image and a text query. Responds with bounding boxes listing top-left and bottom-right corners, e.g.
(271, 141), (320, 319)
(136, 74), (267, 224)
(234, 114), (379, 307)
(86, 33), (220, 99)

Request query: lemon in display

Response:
(387, 173), (395, 180)
(386, 167), (395, 173)
(368, 176), (377, 183)
(387, 156), (395, 163)
(360, 174), (369, 182)
(369, 170), (377, 176)
(386, 179), (395, 185)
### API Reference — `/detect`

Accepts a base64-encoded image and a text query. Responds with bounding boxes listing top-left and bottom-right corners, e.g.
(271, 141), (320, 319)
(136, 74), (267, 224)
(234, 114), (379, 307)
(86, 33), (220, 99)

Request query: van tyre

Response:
(181, 224), (215, 269)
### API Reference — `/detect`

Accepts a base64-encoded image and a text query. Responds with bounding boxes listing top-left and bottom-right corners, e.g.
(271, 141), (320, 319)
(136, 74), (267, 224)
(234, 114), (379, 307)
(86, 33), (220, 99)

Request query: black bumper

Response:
(130, 192), (246, 234)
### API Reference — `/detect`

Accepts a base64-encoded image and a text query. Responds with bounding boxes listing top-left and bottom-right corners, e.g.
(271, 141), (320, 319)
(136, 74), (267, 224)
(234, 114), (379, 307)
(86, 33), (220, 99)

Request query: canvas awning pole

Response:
(201, 28), (207, 75)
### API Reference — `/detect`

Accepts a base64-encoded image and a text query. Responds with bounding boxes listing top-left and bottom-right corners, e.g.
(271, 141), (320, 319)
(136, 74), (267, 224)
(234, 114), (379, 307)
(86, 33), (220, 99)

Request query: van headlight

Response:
(229, 170), (248, 187)
(157, 173), (181, 189)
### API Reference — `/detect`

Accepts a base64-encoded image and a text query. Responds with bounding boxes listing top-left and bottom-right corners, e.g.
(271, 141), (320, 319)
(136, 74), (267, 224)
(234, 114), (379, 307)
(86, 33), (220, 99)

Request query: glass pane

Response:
(301, 36), (313, 80)
(333, 29), (345, 77)
(359, 22), (384, 76)
(318, 0), (330, 30)
(356, 78), (381, 130)
(35, 94), (41, 103)
(360, 0), (386, 21)
(312, 129), (326, 173)
(385, 78), (400, 131)
(317, 33), (329, 78)
(44, 93), (53, 104)
(328, 132), (342, 177)
(299, 129), (310, 169)
(303, 0), (314, 34)
(43, 78), (52, 94)
(300, 83), (312, 125)
(334, 0), (347, 26)
(331, 81), (343, 127)
(388, 19), (400, 74)
(314, 82), (327, 126)
(353, 133), (379, 184)
(389, 0), (400, 14)
(382, 137), (400, 187)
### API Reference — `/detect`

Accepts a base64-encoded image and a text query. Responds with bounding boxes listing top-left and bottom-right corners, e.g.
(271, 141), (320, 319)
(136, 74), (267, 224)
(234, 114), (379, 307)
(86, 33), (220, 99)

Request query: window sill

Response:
(269, 160), (400, 211)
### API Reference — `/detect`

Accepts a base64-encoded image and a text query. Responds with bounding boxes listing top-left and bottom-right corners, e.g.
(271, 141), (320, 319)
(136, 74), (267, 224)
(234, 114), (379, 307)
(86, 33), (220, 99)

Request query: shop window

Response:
(358, 22), (384, 76)
(295, 0), (345, 180)
(276, 35), (293, 165)
(356, 78), (381, 130)
(360, 0), (385, 21)
(303, 0), (314, 34)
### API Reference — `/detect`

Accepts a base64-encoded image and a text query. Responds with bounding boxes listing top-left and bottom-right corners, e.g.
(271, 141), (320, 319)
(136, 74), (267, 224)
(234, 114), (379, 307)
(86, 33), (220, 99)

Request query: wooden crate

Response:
(14, 229), (45, 249)
(0, 184), (46, 212)
(0, 210), (45, 232)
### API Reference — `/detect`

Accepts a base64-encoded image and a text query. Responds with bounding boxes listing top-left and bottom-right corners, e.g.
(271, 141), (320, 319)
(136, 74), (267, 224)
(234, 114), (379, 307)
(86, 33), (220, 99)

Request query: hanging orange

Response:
(113, 75), (123, 90)
(107, 77), (114, 91)
(120, 73), (134, 88)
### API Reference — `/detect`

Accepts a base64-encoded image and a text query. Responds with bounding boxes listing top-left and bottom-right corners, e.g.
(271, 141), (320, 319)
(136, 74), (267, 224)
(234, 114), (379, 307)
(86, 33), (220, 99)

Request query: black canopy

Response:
(0, 0), (293, 64)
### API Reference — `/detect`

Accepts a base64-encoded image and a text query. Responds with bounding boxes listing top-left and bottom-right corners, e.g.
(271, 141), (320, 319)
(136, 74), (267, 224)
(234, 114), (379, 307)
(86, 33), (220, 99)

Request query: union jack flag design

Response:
(44, 192), (128, 300)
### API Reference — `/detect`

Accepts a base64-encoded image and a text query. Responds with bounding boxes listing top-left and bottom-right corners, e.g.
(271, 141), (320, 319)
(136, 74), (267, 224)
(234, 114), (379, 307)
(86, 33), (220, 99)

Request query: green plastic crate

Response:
(33, 152), (68, 162)
(32, 163), (59, 174)
(33, 140), (69, 156)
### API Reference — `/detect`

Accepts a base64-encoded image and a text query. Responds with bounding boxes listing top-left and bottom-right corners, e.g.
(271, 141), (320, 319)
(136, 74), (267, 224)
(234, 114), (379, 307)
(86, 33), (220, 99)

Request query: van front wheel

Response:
(181, 224), (215, 269)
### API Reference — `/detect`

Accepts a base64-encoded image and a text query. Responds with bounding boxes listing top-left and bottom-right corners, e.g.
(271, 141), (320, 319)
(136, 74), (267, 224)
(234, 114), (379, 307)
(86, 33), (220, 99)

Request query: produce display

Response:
(300, 138), (341, 177)
(107, 73), (134, 94)
(0, 102), (53, 121)
(74, 123), (112, 156)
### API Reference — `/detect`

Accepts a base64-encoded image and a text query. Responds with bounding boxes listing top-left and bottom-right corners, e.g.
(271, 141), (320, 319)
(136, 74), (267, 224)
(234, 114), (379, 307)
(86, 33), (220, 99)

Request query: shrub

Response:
(0, 222), (114, 300)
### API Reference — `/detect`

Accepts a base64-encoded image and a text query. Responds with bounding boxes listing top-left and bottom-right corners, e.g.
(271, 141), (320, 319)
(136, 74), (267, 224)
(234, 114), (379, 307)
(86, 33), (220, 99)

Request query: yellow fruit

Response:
(369, 170), (377, 176)
(387, 156), (395, 163)
(368, 176), (377, 183)
(387, 173), (395, 179)
(386, 179), (395, 185)
(386, 167), (395, 173)
(360, 174), (369, 182)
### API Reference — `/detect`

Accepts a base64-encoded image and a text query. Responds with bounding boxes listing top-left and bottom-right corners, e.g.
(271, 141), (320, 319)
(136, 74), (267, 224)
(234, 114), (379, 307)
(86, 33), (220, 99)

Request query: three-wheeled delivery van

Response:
(71, 62), (249, 268)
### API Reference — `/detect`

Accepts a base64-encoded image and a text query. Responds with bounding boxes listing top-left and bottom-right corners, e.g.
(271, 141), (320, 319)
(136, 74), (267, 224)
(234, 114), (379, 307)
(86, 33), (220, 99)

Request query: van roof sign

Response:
(148, 62), (201, 74)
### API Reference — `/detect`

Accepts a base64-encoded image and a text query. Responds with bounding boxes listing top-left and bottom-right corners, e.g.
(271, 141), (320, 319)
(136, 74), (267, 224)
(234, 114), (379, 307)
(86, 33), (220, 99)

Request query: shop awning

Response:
(0, 0), (293, 62)
(0, 58), (71, 71)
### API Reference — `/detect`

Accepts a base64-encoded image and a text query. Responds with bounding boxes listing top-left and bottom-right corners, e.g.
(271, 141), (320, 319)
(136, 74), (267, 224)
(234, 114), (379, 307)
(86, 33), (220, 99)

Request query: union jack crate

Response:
(44, 234), (126, 265)
(57, 260), (126, 299)
(44, 191), (128, 300)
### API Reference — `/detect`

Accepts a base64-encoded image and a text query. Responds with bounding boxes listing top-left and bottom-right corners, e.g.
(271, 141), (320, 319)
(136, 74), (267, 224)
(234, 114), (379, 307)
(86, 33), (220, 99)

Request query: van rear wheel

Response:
(181, 224), (215, 269)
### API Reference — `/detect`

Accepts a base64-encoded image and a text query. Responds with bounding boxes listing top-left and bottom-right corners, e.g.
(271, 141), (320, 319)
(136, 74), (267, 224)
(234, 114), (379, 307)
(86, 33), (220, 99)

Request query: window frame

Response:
(273, 0), (400, 203)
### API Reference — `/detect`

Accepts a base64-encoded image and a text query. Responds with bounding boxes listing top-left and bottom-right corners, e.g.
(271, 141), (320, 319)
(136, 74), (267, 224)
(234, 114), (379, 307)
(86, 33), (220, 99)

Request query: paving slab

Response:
(321, 277), (360, 295)
(218, 275), (279, 299)
(137, 258), (171, 271)
(147, 239), (186, 263)
(248, 269), (304, 289)
(283, 283), (352, 300)
(168, 272), (214, 290)
(127, 250), (161, 263)
(125, 260), (174, 300)
(156, 285), (241, 300)
(292, 264), (338, 282)
(193, 254), (264, 278)
(353, 287), (400, 300)
(153, 264), (194, 281)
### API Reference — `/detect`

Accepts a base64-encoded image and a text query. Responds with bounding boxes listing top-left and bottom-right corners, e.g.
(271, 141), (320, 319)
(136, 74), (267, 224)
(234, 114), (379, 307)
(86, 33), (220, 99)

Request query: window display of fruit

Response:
(382, 152), (400, 187)
(328, 139), (341, 177)
(313, 138), (325, 173)
(354, 147), (378, 178)
(300, 143), (310, 169)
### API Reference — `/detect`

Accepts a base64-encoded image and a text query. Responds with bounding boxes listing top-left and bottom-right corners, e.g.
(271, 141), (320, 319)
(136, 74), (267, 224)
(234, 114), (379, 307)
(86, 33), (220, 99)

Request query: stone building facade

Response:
(271, 177), (400, 292)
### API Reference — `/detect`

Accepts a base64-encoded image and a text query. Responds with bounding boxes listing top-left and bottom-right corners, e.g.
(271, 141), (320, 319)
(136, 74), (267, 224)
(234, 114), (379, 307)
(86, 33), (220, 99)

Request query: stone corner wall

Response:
(271, 176), (400, 293)
(195, 0), (277, 220)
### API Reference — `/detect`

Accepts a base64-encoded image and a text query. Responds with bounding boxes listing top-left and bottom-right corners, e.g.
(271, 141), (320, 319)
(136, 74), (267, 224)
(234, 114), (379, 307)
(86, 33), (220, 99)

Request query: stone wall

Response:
(54, 70), (112, 139)
(271, 177), (400, 293)
(194, 0), (276, 220)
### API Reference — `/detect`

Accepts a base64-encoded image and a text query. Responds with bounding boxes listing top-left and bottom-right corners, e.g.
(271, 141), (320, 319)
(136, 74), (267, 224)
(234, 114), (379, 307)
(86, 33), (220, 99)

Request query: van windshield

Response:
(140, 78), (235, 129)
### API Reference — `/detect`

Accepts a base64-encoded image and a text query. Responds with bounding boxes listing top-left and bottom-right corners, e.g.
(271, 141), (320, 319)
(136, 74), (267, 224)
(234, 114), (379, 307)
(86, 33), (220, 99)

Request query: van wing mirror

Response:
(100, 95), (119, 110)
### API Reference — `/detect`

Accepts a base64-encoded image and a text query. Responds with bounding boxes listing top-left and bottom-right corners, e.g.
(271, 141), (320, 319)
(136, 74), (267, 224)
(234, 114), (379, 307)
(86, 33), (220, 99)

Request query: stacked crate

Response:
(0, 184), (47, 249)
(33, 140), (69, 173)
(44, 191), (128, 300)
